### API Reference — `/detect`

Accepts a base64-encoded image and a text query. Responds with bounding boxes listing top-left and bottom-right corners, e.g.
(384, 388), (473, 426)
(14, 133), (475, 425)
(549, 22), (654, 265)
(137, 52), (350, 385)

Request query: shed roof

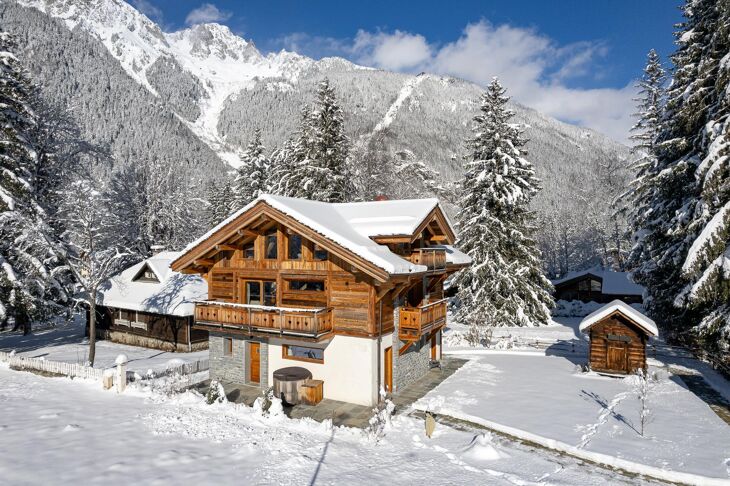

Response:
(579, 300), (658, 337)
(97, 251), (208, 317)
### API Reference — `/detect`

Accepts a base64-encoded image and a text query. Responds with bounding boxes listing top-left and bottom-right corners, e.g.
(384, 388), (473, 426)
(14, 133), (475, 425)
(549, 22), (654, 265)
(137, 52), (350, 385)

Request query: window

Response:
(283, 345), (324, 363)
(242, 241), (254, 259)
(224, 337), (233, 356)
(590, 279), (602, 292)
(114, 309), (130, 326)
(313, 244), (327, 261)
(245, 280), (277, 306)
(265, 229), (278, 259)
(246, 281), (261, 305)
(264, 281), (277, 306)
(132, 264), (159, 283)
(287, 231), (302, 260)
(288, 280), (325, 292)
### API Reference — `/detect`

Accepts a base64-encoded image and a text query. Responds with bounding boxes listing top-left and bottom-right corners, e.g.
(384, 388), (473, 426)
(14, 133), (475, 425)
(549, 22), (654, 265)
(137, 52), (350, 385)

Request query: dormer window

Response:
(132, 264), (160, 283)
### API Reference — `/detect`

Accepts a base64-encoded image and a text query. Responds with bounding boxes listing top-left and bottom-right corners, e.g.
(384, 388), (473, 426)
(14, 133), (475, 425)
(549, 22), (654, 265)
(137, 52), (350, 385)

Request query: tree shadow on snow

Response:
(544, 340), (588, 366)
(580, 389), (639, 435)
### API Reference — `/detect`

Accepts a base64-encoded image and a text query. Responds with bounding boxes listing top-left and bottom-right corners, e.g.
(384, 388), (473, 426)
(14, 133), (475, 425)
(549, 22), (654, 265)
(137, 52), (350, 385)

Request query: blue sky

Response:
(131, 0), (683, 141)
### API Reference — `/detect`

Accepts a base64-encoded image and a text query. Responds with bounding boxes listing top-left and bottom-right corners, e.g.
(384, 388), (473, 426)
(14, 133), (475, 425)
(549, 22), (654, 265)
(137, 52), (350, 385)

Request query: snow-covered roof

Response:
(180, 194), (461, 275)
(552, 267), (644, 296)
(579, 300), (658, 337)
(98, 251), (208, 317)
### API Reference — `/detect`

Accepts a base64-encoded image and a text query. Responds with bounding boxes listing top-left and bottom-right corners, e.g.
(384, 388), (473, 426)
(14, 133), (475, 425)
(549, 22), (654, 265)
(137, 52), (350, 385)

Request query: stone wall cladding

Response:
(209, 333), (269, 388)
(209, 333), (247, 384)
(393, 299), (430, 392)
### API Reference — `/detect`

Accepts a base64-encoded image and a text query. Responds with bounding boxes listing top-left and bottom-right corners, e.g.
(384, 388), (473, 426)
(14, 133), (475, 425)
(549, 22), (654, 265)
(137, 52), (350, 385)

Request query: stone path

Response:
(192, 357), (468, 428)
(671, 369), (730, 425)
(391, 357), (468, 412)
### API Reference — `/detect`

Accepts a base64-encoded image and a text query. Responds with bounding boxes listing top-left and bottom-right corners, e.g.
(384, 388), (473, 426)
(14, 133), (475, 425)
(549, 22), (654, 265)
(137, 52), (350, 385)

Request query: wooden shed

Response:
(579, 300), (658, 374)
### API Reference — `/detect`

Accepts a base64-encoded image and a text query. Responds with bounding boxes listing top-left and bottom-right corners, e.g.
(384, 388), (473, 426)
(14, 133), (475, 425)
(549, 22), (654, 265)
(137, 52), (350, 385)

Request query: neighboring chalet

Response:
(580, 300), (658, 375)
(552, 268), (644, 304)
(90, 251), (209, 352)
(170, 195), (471, 407)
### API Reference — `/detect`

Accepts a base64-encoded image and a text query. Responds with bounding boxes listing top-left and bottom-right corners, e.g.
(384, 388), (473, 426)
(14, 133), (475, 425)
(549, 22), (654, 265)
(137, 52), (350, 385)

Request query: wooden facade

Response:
(171, 200), (468, 348)
(585, 311), (650, 374)
(554, 273), (642, 304)
(88, 305), (208, 352)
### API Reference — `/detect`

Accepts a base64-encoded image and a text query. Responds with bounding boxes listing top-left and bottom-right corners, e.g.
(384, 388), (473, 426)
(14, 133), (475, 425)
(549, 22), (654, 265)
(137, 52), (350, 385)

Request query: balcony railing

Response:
(410, 248), (447, 271)
(194, 301), (333, 338)
(399, 298), (447, 340)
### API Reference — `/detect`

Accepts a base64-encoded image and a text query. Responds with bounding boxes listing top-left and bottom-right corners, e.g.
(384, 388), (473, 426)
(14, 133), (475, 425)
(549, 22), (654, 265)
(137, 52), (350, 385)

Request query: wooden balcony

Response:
(399, 299), (447, 341)
(410, 248), (447, 272)
(194, 301), (333, 339)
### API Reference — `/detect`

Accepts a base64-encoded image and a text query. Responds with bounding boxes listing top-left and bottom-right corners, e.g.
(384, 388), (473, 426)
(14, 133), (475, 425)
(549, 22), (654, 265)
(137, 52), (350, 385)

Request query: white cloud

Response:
(185, 3), (232, 26)
(275, 21), (637, 142)
(353, 30), (432, 71)
(131, 0), (163, 23)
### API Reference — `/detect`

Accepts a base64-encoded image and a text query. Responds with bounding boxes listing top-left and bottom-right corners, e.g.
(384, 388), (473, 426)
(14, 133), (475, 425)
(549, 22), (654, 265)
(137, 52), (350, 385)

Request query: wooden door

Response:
(249, 342), (260, 383)
(384, 346), (393, 392)
(430, 333), (437, 360)
(606, 342), (628, 372)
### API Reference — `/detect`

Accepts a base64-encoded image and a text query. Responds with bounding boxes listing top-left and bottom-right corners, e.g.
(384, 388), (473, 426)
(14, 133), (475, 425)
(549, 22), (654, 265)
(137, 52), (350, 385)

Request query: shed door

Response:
(606, 341), (628, 372)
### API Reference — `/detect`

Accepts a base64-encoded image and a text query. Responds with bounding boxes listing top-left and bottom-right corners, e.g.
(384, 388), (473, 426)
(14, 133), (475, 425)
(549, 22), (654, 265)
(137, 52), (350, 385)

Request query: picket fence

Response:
(0, 351), (104, 381)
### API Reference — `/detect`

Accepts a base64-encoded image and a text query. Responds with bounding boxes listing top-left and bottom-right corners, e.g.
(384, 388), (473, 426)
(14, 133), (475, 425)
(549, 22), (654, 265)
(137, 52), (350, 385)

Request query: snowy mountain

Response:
(0, 0), (631, 272)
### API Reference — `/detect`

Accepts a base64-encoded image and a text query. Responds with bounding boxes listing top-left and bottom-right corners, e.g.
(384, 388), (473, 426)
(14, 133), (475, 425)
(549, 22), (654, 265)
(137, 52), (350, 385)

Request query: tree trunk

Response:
(88, 290), (97, 367)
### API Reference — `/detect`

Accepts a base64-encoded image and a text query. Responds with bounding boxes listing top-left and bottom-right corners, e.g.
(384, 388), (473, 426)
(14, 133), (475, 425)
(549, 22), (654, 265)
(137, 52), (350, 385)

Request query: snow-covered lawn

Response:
(0, 365), (664, 486)
(415, 353), (730, 482)
(0, 319), (207, 374)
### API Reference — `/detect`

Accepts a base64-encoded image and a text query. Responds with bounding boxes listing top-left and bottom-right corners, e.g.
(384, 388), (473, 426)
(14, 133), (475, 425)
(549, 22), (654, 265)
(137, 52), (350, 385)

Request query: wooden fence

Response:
(0, 351), (104, 381)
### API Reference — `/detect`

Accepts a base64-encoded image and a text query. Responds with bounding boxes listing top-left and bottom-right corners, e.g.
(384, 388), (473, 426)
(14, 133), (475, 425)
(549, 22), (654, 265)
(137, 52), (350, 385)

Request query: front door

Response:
(249, 342), (260, 383)
(384, 346), (393, 392)
(606, 341), (628, 372)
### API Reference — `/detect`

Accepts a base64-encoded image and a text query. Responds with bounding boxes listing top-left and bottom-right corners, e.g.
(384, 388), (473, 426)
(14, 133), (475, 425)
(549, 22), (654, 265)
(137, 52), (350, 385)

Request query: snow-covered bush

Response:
(252, 387), (284, 417)
(552, 300), (603, 317)
(205, 380), (227, 405)
(366, 390), (395, 442)
(464, 323), (492, 347)
(625, 369), (657, 437)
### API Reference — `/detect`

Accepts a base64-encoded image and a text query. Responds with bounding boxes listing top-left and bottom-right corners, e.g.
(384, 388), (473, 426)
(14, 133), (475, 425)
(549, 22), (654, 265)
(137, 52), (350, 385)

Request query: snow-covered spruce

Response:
(0, 31), (72, 332)
(233, 128), (270, 210)
(452, 78), (553, 328)
(630, 0), (730, 350)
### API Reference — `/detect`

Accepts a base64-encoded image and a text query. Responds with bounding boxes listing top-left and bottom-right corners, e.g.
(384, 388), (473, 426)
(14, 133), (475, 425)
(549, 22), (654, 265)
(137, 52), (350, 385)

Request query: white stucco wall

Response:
(268, 334), (395, 407)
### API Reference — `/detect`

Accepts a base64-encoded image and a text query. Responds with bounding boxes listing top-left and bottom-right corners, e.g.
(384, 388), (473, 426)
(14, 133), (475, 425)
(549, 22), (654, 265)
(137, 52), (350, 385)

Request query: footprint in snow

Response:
(63, 424), (81, 432)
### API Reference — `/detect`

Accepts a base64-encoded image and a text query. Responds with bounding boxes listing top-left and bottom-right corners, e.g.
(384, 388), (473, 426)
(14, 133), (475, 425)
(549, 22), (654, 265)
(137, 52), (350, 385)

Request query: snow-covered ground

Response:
(416, 353), (730, 482)
(0, 319), (206, 373)
(0, 364), (666, 485)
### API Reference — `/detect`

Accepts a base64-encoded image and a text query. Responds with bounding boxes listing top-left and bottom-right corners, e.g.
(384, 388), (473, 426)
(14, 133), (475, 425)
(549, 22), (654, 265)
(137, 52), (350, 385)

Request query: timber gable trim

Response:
(171, 201), (394, 282)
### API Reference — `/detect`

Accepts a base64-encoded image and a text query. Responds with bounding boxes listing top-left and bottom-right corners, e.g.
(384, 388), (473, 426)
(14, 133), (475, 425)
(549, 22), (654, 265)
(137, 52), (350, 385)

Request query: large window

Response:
(313, 244), (328, 261)
(242, 241), (254, 259)
(265, 228), (278, 259)
(287, 230), (302, 260)
(283, 345), (324, 363)
(288, 280), (325, 292)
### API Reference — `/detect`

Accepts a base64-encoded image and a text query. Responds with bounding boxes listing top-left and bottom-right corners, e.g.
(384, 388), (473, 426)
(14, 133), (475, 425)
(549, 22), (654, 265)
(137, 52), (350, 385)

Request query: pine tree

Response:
(297, 79), (355, 202)
(206, 179), (235, 226)
(625, 50), (667, 271)
(670, 0), (730, 351)
(453, 78), (553, 328)
(233, 128), (269, 209)
(0, 32), (70, 332)
(631, 0), (728, 346)
(269, 138), (299, 197)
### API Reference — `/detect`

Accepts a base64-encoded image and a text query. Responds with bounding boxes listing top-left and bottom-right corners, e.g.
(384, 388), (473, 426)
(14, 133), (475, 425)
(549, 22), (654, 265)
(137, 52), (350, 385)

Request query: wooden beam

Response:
(375, 284), (395, 303)
(399, 340), (415, 355)
(216, 244), (238, 251)
(194, 258), (214, 267)
(429, 235), (449, 242)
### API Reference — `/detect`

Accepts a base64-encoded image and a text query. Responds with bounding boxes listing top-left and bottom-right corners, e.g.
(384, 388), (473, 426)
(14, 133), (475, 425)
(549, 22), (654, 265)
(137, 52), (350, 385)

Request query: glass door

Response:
(246, 281), (261, 305)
